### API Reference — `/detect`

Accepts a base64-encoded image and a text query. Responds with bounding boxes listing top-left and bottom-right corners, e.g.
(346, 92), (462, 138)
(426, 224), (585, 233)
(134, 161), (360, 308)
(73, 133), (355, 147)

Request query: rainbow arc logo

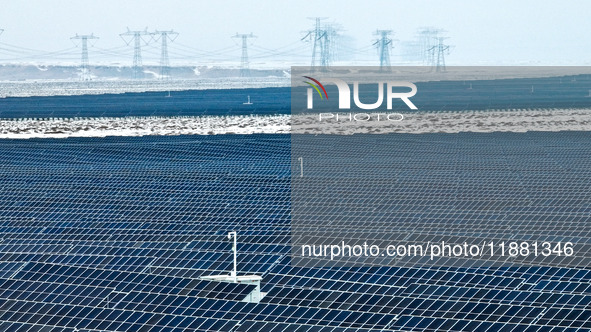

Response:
(303, 76), (328, 100)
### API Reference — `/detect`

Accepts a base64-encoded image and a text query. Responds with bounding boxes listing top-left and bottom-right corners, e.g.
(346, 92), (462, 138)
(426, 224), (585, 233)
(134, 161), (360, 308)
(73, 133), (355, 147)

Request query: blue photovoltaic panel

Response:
(0, 133), (589, 331)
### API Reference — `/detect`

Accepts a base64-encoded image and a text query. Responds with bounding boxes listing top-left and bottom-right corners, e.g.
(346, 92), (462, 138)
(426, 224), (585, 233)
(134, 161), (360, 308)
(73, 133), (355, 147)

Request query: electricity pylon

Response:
(428, 36), (450, 72)
(302, 17), (335, 72)
(321, 25), (338, 69)
(374, 30), (393, 70)
(417, 27), (440, 65)
(71, 34), (99, 81)
(153, 30), (178, 80)
(120, 28), (151, 79)
(232, 33), (256, 77)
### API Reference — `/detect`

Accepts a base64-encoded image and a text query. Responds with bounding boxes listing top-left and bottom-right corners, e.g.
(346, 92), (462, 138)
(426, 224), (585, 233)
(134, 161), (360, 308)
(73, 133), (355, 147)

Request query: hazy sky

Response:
(1, 0), (590, 66)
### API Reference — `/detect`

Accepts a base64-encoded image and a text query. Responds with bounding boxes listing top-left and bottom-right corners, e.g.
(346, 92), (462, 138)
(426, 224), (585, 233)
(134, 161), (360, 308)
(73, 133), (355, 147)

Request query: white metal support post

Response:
(228, 231), (237, 282)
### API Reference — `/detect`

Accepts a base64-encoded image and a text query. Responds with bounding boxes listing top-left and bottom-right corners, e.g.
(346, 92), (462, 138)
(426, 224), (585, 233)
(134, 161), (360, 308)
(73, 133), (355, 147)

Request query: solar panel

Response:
(0, 133), (588, 330)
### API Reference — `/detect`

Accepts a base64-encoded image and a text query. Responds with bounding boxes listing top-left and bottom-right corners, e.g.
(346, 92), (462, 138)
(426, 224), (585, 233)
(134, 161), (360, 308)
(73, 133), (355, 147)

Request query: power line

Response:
(0, 27), (454, 70)
(92, 45), (133, 58)
(173, 43), (239, 57)
(71, 33), (99, 81)
(0, 44), (78, 61)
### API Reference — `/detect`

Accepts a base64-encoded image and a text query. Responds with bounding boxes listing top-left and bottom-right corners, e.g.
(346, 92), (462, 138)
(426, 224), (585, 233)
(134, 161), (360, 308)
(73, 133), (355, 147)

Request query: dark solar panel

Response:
(0, 133), (589, 330)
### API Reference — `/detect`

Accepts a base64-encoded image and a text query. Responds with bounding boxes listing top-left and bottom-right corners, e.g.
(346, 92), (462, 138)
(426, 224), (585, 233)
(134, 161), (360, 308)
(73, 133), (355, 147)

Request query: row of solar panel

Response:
(0, 133), (590, 330)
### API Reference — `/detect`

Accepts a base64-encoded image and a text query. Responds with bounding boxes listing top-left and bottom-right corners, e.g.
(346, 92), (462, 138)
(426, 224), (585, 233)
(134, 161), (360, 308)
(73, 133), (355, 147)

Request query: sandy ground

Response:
(292, 108), (591, 134)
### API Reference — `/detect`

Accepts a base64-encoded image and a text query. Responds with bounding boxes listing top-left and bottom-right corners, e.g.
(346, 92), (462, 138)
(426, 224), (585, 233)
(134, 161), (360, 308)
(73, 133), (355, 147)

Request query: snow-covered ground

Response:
(0, 108), (590, 139)
(0, 115), (290, 139)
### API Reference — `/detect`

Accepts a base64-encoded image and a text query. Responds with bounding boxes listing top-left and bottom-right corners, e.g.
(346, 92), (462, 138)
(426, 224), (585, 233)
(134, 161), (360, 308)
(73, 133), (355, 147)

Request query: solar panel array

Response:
(0, 133), (589, 331)
(290, 133), (591, 269)
(0, 88), (291, 119)
(2, 74), (591, 119)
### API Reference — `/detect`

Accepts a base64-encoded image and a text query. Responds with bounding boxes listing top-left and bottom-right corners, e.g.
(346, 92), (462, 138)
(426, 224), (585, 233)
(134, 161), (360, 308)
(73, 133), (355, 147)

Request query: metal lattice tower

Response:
(321, 25), (338, 69)
(428, 36), (450, 72)
(120, 28), (151, 79)
(153, 30), (178, 80)
(374, 30), (393, 70)
(303, 17), (336, 72)
(71, 34), (99, 81)
(417, 27), (440, 65)
(232, 33), (256, 77)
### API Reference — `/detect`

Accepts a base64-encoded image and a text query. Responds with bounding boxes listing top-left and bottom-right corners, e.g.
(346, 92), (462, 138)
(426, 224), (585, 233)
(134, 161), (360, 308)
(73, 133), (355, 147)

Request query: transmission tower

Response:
(417, 27), (440, 65)
(302, 17), (338, 72)
(322, 25), (338, 68)
(153, 30), (178, 80)
(428, 37), (450, 72)
(120, 28), (151, 79)
(373, 30), (393, 70)
(232, 33), (256, 77)
(71, 34), (99, 81)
